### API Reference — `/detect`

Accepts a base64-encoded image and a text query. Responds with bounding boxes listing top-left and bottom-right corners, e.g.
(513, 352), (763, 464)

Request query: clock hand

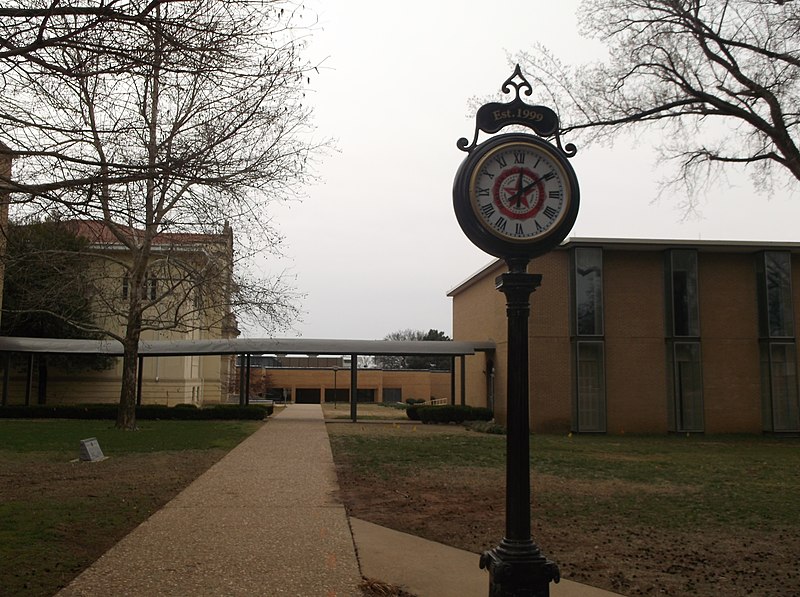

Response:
(514, 172), (525, 208)
(521, 179), (540, 195)
(507, 177), (540, 207)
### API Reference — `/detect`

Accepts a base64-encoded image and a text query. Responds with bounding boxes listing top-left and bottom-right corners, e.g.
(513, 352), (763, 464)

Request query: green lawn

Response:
(0, 419), (262, 597)
(328, 425), (800, 594)
(533, 434), (800, 530)
(329, 428), (800, 530)
(0, 419), (262, 454)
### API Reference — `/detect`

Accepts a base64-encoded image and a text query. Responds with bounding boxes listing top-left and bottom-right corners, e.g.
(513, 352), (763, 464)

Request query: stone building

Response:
(2, 219), (238, 406)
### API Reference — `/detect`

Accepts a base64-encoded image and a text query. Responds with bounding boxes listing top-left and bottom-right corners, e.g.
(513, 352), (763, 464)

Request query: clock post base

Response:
(480, 539), (560, 597)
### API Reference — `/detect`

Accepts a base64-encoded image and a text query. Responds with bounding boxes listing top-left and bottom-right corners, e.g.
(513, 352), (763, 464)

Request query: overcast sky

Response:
(253, 0), (800, 340)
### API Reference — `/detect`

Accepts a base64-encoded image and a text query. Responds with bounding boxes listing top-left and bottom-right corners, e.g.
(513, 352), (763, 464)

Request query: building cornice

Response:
(448, 236), (800, 297)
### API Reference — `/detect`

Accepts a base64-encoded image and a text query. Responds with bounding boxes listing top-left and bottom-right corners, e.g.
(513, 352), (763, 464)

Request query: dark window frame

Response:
(666, 341), (705, 433)
(570, 247), (606, 433)
(572, 247), (604, 337)
(664, 250), (704, 433)
(756, 252), (800, 432)
(665, 249), (700, 338)
(757, 251), (794, 339)
(572, 340), (607, 433)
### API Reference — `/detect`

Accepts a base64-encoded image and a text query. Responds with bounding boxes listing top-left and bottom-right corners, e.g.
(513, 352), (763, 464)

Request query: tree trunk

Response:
(116, 265), (145, 430)
(116, 337), (140, 429)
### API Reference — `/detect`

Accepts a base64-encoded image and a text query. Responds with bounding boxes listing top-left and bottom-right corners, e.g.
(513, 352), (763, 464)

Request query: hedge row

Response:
(0, 403), (271, 420)
(406, 404), (493, 423)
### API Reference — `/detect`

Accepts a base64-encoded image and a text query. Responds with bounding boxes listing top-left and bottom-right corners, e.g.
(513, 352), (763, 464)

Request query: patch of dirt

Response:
(0, 450), (226, 596)
(0, 450), (225, 503)
(335, 462), (800, 596)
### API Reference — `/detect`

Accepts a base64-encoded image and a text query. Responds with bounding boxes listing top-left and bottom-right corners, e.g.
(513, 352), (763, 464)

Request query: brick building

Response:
(450, 238), (800, 435)
(230, 356), (453, 405)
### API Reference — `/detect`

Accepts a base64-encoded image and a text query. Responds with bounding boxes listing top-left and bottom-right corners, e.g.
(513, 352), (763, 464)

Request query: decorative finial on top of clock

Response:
(501, 64), (533, 101)
(457, 64), (576, 159)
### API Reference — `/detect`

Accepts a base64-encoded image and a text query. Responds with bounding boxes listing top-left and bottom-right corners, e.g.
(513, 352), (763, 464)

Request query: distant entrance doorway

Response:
(324, 389), (350, 403)
(295, 388), (321, 404)
(356, 389), (375, 402)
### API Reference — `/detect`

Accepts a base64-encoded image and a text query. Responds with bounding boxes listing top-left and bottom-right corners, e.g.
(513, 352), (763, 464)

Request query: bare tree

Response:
(375, 329), (452, 370)
(0, 1), (320, 428)
(0, 2), (170, 66)
(516, 0), (800, 206)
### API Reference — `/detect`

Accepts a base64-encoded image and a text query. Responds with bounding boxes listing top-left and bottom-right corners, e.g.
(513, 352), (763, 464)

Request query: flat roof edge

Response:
(0, 337), (496, 356)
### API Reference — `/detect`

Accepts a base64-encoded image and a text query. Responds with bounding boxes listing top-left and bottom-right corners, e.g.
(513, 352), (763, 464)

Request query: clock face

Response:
(453, 133), (580, 259)
(469, 141), (571, 243)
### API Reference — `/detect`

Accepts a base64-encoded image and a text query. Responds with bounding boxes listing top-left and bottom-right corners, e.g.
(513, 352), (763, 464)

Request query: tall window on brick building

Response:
(574, 247), (604, 336)
(571, 247), (606, 433)
(757, 251), (800, 432)
(665, 250), (704, 432)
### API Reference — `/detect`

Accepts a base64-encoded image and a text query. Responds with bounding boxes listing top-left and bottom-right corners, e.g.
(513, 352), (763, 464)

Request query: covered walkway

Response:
(0, 336), (495, 419)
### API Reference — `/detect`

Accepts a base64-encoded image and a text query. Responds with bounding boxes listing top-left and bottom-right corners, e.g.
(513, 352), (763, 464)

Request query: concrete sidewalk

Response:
(59, 404), (619, 597)
(59, 404), (362, 596)
(352, 518), (618, 597)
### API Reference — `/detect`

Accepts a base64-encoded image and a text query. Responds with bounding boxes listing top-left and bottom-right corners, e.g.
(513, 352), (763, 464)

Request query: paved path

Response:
(352, 518), (619, 597)
(59, 404), (620, 597)
(59, 404), (362, 597)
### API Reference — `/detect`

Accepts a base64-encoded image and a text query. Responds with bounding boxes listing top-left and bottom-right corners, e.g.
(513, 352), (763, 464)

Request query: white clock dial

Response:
(469, 142), (570, 242)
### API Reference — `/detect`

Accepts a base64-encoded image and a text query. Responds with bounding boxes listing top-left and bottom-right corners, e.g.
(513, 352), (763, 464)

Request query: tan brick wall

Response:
(451, 260), (506, 415)
(451, 254), (573, 432)
(1, 225), (236, 406)
(603, 250), (668, 433)
(698, 252), (761, 433)
(529, 251), (572, 432)
(230, 366), (452, 404)
(4, 353), (211, 406)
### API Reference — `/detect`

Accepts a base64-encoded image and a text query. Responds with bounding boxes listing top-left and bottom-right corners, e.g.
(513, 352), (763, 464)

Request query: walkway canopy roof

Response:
(0, 337), (495, 358)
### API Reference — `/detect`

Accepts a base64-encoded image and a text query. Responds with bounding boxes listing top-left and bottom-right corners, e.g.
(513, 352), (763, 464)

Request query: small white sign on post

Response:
(79, 437), (106, 462)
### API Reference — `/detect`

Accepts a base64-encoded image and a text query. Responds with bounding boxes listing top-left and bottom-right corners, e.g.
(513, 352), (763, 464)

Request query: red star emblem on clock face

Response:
(493, 167), (545, 219)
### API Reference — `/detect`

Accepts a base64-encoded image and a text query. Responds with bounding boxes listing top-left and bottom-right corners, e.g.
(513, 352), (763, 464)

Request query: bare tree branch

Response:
(516, 0), (800, 206)
(0, 0), (322, 428)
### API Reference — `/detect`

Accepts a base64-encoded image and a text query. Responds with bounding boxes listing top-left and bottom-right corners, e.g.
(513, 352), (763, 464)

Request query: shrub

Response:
(0, 404), (116, 420)
(0, 403), (270, 420)
(406, 405), (422, 421)
(405, 398), (426, 405)
(414, 405), (493, 424)
(202, 404), (272, 419)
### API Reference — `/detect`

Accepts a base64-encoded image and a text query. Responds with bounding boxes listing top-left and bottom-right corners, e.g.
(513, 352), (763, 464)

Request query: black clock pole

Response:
(480, 257), (560, 597)
(453, 65), (579, 597)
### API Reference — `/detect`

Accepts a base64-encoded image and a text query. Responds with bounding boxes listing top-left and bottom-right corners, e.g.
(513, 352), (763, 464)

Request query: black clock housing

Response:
(453, 133), (580, 259)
